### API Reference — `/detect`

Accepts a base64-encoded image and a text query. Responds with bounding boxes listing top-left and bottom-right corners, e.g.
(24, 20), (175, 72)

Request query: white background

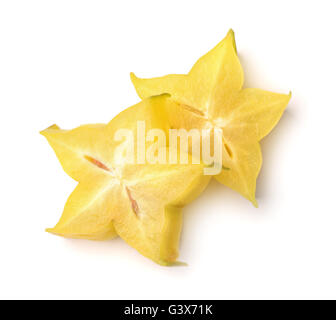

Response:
(0, 0), (335, 300)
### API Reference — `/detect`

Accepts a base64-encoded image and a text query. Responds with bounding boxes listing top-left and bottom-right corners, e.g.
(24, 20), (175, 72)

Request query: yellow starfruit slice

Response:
(131, 29), (291, 206)
(41, 95), (210, 265)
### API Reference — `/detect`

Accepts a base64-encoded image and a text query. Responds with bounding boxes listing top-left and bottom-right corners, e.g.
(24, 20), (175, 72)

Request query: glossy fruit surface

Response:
(131, 30), (291, 205)
(41, 95), (210, 265)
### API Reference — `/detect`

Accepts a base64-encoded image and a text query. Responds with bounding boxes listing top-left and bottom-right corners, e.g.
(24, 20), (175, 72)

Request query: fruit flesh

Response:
(41, 95), (210, 265)
(131, 29), (291, 205)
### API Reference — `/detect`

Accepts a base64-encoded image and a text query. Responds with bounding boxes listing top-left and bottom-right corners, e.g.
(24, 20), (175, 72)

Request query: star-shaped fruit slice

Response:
(131, 30), (291, 206)
(41, 95), (210, 265)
